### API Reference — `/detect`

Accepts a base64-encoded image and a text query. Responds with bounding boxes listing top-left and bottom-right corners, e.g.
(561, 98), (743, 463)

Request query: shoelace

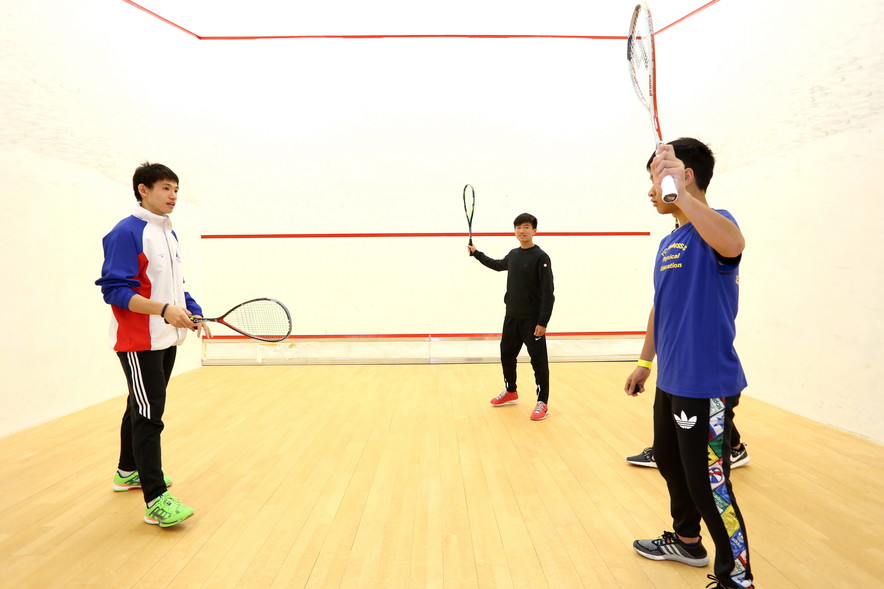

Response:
(533, 402), (545, 413)
(156, 493), (180, 509)
(654, 531), (680, 546)
(495, 391), (512, 400)
(705, 574), (749, 588)
(705, 572), (754, 589)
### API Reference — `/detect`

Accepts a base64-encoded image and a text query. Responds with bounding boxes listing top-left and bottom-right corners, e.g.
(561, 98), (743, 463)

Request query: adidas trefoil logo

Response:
(674, 411), (697, 429)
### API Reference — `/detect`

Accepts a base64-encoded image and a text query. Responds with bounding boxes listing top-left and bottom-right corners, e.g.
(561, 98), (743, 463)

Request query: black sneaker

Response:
(626, 447), (657, 467)
(633, 531), (710, 567)
(730, 443), (750, 468)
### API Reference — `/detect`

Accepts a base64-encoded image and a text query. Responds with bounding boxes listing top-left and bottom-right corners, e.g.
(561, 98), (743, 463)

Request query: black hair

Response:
(132, 162), (179, 202)
(513, 213), (537, 229)
(646, 137), (715, 192)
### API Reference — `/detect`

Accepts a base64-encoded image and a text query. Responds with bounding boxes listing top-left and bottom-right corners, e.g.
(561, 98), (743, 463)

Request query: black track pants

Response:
(499, 316), (550, 404)
(116, 347), (176, 503)
(652, 388), (753, 588)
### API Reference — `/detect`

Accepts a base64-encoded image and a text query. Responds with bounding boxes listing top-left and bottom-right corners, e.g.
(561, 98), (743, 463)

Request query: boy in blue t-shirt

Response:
(623, 138), (755, 589)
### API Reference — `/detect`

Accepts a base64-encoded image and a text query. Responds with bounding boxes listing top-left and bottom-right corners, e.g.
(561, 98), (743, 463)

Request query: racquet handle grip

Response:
(661, 174), (678, 203)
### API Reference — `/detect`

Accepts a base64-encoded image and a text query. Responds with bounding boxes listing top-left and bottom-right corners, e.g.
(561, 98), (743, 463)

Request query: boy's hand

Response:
(624, 366), (650, 396)
(467, 244), (477, 256)
(652, 144), (688, 199)
(192, 316), (212, 338)
(534, 325), (546, 337)
(164, 305), (196, 330)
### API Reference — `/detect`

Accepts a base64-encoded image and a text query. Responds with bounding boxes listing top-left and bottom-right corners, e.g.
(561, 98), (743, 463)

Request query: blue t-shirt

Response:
(653, 210), (747, 398)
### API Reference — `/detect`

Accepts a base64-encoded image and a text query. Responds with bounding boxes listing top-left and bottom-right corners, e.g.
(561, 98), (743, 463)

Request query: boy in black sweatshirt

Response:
(468, 213), (555, 420)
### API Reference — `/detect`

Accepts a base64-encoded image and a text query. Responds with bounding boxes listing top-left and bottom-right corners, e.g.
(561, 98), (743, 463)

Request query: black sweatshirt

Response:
(473, 245), (555, 327)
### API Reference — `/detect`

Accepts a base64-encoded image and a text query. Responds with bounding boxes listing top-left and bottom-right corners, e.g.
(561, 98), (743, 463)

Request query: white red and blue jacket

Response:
(96, 205), (203, 352)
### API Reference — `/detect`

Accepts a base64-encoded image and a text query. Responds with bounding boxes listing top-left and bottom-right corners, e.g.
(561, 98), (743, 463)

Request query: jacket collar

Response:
(132, 204), (170, 225)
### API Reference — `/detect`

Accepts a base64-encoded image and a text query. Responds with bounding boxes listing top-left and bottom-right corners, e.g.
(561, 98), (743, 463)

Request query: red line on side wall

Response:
(201, 231), (650, 239)
(655, 0), (722, 35)
(120, 0), (201, 39)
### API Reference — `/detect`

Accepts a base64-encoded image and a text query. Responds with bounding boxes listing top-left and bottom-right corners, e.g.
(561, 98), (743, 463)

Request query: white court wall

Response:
(653, 0), (884, 442)
(1, 0), (882, 441)
(0, 146), (207, 437)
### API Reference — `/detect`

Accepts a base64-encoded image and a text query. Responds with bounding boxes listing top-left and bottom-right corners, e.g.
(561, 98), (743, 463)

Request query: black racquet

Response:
(192, 298), (292, 342)
(627, 3), (678, 203)
(463, 183), (475, 254)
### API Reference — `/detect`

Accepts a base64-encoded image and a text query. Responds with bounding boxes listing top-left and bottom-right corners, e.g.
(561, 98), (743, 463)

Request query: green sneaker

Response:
(144, 492), (194, 527)
(113, 470), (172, 492)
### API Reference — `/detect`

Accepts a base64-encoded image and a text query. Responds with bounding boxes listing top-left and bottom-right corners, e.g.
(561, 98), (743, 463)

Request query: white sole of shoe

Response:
(731, 455), (750, 468)
(633, 548), (710, 567)
(626, 461), (658, 468)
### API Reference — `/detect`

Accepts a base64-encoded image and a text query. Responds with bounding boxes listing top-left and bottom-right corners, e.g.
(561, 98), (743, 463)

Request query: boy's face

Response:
(514, 222), (536, 246)
(139, 179), (179, 216)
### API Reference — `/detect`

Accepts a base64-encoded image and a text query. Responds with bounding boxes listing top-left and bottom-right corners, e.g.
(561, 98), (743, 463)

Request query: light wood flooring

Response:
(1, 362), (882, 588)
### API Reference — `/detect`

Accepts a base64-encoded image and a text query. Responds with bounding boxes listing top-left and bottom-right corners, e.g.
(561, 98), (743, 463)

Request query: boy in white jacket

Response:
(96, 162), (211, 527)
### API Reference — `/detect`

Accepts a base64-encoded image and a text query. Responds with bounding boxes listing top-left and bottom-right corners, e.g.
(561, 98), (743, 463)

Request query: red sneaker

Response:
(490, 390), (519, 406)
(530, 402), (549, 421)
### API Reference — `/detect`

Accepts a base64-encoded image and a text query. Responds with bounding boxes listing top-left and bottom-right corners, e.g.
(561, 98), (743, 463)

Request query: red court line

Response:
(209, 331), (645, 340)
(121, 0), (721, 40)
(120, 0), (200, 39)
(203, 34), (624, 41)
(201, 231), (650, 239)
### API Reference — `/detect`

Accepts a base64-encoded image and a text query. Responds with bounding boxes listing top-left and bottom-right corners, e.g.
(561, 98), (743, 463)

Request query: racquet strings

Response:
(224, 299), (291, 340)
(627, 5), (654, 114)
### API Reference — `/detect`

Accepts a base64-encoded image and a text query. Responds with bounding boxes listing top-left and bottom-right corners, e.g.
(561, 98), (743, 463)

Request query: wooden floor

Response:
(1, 362), (882, 588)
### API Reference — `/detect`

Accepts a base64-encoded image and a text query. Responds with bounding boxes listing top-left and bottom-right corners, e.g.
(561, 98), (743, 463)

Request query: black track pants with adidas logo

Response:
(652, 388), (754, 587)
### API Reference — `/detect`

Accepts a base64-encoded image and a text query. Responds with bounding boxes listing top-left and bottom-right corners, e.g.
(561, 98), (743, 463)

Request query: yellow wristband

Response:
(637, 359), (653, 369)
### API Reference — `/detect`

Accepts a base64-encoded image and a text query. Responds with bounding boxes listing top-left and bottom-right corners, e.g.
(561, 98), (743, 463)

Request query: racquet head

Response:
(627, 3), (662, 144)
(197, 298), (292, 342)
(463, 184), (475, 246)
